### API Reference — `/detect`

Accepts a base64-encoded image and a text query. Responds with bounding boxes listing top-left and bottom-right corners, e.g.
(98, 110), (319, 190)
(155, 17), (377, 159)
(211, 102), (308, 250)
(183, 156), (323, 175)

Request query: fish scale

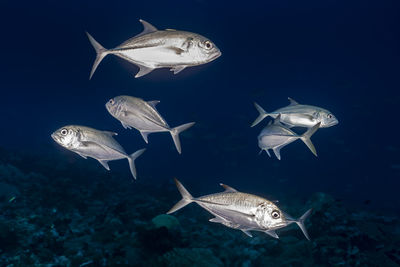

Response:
(167, 178), (312, 240)
(86, 19), (221, 79)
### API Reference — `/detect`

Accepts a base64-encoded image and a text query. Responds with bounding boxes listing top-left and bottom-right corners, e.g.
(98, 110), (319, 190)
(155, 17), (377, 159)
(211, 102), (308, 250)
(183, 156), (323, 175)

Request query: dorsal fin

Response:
(103, 131), (118, 136)
(220, 183), (238, 193)
(147, 100), (160, 108)
(288, 97), (299, 106)
(166, 29), (176, 31)
(273, 114), (282, 125)
(135, 19), (158, 38)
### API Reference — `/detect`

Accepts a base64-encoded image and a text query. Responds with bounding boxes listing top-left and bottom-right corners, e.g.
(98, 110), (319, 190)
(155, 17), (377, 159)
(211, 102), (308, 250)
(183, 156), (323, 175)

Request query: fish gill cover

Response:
(0, 0), (399, 266)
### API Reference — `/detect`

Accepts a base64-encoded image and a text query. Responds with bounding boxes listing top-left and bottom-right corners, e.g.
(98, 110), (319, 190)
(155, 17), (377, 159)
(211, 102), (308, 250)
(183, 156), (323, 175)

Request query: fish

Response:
(86, 19), (221, 79)
(251, 97), (338, 128)
(258, 116), (320, 160)
(51, 125), (145, 179)
(105, 95), (195, 154)
(167, 178), (312, 240)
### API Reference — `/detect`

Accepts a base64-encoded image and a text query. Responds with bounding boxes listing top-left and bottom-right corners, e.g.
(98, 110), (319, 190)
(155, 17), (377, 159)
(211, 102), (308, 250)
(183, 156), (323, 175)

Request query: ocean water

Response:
(0, 0), (399, 266)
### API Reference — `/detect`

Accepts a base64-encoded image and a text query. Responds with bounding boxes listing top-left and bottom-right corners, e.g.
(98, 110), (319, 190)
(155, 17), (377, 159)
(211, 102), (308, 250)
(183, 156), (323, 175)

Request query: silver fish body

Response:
(51, 125), (145, 179)
(87, 19), (221, 79)
(167, 179), (312, 239)
(106, 95), (195, 154)
(252, 97), (338, 128)
(258, 117), (320, 160)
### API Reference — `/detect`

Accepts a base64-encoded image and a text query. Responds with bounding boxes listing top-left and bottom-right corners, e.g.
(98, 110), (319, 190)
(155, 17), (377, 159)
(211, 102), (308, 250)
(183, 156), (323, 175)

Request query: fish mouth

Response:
(210, 50), (222, 60)
(51, 133), (59, 143)
(330, 120), (339, 126)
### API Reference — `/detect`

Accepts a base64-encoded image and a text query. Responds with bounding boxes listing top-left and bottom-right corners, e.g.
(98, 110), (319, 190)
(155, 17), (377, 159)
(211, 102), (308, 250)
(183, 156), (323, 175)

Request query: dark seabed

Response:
(0, 0), (399, 266)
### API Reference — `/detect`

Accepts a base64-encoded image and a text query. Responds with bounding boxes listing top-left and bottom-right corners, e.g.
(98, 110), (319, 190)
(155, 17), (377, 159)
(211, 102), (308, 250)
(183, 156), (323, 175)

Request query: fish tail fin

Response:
(86, 32), (110, 80)
(170, 122), (195, 154)
(167, 178), (194, 214)
(251, 102), (270, 127)
(295, 208), (313, 240)
(127, 148), (146, 180)
(300, 122), (320, 157)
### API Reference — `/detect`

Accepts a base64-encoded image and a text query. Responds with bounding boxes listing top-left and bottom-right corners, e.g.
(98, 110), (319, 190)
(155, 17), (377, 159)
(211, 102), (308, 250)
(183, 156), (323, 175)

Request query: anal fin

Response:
(273, 146), (282, 160)
(98, 160), (110, 171)
(241, 230), (253, 237)
(135, 64), (154, 78)
(77, 152), (87, 159)
(140, 131), (150, 143)
(265, 230), (279, 239)
(170, 66), (186, 74)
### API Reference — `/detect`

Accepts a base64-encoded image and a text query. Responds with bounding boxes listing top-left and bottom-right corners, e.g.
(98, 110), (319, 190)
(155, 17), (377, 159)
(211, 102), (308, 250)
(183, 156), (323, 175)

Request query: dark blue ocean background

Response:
(0, 0), (399, 266)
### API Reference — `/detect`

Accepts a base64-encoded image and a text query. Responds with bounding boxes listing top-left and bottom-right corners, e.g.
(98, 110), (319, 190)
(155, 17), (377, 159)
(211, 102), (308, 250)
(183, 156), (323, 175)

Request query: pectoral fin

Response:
(98, 160), (110, 171)
(209, 217), (226, 223)
(167, 47), (185, 55)
(170, 66), (187, 74)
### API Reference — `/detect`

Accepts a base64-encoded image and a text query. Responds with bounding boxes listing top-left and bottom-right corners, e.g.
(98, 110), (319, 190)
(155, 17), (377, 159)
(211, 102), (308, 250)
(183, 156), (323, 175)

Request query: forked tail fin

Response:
(127, 148), (146, 180)
(86, 32), (110, 80)
(295, 209), (312, 240)
(251, 103), (271, 127)
(300, 122), (320, 157)
(167, 178), (194, 214)
(170, 122), (195, 154)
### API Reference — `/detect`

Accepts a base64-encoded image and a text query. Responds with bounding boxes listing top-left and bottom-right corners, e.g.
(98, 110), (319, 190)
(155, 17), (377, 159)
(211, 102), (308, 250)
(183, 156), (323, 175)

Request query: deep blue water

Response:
(0, 0), (399, 265)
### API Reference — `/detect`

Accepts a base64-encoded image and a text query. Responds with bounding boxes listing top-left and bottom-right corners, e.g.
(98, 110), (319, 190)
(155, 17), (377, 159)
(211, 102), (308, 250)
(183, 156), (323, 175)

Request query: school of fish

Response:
(51, 19), (338, 240)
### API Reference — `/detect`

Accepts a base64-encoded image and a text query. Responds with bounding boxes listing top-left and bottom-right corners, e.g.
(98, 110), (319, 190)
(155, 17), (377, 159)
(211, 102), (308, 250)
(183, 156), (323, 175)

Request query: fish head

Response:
(187, 34), (221, 63)
(105, 96), (126, 118)
(318, 110), (339, 127)
(51, 126), (80, 149)
(254, 202), (289, 230)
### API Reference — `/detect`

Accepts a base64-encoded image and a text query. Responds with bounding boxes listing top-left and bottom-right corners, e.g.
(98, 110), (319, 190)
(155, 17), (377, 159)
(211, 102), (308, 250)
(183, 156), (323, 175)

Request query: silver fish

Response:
(105, 95), (195, 154)
(258, 116), (320, 160)
(251, 97), (338, 128)
(167, 178), (312, 240)
(86, 19), (221, 79)
(51, 125), (145, 179)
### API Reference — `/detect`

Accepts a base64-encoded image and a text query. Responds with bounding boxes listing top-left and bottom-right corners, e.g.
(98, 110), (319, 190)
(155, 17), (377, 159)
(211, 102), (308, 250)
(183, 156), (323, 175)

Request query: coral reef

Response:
(0, 149), (399, 266)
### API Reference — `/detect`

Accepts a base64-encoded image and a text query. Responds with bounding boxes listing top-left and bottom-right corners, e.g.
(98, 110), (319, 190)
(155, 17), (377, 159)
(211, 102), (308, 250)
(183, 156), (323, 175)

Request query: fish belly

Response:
(119, 47), (194, 67)
(281, 113), (316, 128)
(75, 146), (125, 161)
(123, 116), (169, 132)
(259, 135), (293, 149)
(199, 203), (261, 230)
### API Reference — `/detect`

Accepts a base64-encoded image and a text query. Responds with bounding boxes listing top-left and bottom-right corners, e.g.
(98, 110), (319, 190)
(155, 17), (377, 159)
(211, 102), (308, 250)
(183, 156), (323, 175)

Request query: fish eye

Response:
(327, 114), (333, 119)
(204, 40), (213, 50)
(60, 129), (68, 136)
(109, 99), (115, 105)
(271, 210), (280, 219)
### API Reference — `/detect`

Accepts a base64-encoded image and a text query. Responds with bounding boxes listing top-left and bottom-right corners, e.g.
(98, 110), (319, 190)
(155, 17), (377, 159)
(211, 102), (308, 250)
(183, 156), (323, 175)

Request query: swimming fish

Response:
(51, 125), (145, 179)
(258, 116), (320, 160)
(167, 178), (312, 240)
(86, 19), (221, 79)
(106, 96), (194, 154)
(251, 97), (338, 128)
